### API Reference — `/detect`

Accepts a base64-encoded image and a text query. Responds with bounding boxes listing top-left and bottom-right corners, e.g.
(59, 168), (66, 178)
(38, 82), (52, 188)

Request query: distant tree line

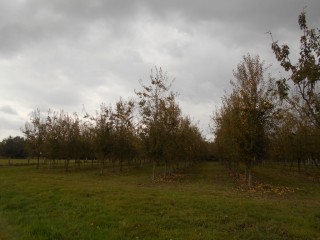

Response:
(0, 136), (27, 159)
(21, 67), (208, 178)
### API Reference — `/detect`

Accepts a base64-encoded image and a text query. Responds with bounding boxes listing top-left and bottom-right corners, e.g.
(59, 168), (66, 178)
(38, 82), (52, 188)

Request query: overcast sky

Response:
(0, 0), (319, 141)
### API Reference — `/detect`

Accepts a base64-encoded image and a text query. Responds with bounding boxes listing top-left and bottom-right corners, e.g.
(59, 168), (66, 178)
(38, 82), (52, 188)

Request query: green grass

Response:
(0, 162), (319, 239)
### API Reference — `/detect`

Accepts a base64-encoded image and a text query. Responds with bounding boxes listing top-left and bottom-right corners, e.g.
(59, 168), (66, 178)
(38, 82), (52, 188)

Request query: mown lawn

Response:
(0, 162), (319, 239)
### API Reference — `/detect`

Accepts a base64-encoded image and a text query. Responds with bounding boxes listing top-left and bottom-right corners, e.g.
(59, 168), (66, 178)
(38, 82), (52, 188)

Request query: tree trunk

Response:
(311, 156), (320, 169)
(65, 159), (69, 172)
(112, 159), (115, 172)
(152, 160), (156, 181)
(247, 168), (252, 187)
(127, 159), (130, 169)
(228, 160), (232, 171)
(164, 161), (167, 177)
(246, 162), (253, 187)
(37, 154), (40, 169)
(100, 158), (105, 176)
(281, 156), (286, 170)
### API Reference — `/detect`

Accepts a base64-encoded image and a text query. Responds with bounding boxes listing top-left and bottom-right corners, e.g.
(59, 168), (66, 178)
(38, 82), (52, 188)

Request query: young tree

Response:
(23, 109), (47, 169)
(80, 119), (95, 168)
(91, 104), (114, 175)
(213, 92), (243, 173)
(158, 93), (183, 175)
(136, 67), (176, 180)
(112, 98), (136, 171)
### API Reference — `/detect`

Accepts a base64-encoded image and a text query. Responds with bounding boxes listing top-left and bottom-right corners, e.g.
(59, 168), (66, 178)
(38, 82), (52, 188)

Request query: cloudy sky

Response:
(0, 0), (319, 141)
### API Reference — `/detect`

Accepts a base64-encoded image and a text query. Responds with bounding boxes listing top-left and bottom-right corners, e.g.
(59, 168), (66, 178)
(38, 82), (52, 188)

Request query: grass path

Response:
(0, 162), (319, 239)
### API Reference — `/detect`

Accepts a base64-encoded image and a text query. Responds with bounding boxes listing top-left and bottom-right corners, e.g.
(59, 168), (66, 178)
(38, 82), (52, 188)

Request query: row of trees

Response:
(9, 11), (318, 186)
(23, 68), (208, 178)
(212, 11), (320, 186)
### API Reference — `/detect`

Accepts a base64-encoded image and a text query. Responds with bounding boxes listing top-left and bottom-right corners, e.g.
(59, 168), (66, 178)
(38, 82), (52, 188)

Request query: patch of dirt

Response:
(235, 174), (295, 195)
(154, 173), (187, 183)
(306, 174), (320, 183)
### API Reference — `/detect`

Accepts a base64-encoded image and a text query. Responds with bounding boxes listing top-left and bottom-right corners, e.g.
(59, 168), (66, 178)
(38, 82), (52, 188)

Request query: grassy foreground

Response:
(0, 162), (319, 240)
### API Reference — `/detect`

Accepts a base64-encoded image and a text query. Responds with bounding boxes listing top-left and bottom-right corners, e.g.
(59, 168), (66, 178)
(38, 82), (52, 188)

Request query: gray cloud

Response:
(0, 115), (25, 139)
(1, 0), (318, 56)
(0, 0), (320, 140)
(0, 105), (18, 115)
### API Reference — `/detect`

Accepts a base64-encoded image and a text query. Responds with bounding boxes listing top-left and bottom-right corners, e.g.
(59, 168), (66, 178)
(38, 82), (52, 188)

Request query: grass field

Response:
(0, 162), (319, 240)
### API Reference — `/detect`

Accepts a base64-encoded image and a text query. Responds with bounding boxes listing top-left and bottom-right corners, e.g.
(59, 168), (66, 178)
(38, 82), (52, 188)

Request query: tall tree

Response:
(214, 54), (276, 186)
(270, 10), (320, 127)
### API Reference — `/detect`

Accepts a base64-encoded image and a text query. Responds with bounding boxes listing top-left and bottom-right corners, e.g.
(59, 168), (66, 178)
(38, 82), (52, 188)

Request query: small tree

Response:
(112, 98), (136, 171)
(23, 109), (46, 169)
(91, 104), (114, 175)
(213, 92), (243, 173)
(136, 67), (176, 180)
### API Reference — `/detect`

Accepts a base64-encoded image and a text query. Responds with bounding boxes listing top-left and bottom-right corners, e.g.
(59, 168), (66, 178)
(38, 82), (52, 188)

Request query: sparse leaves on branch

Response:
(270, 10), (320, 127)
